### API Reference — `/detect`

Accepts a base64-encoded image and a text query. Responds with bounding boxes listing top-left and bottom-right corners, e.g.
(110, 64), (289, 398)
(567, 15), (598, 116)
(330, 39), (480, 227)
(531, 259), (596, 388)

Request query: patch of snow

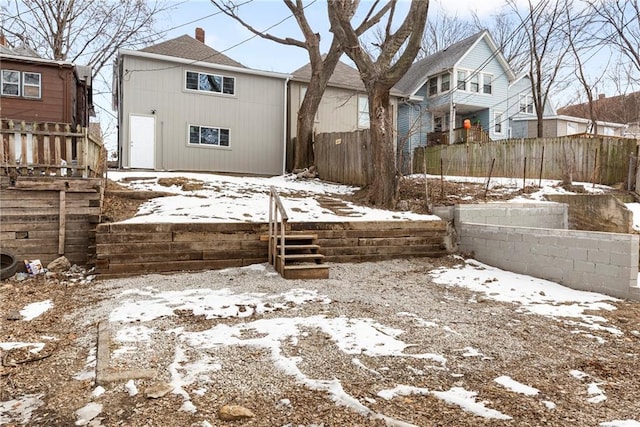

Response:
(542, 400), (556, 410)
(600, 421), (640, 427)
(494, 375), (539, 396)
(0, 394), (44, 425)
(115, 325), (155, 342)
(74, 402), (102, 426)
(0, 342), (45, 353)
(19, 300), (53, 321)
(432, 387), (512, 420)
(587, 382), (607, 403)
(460, 347), (483, 357)
(125, 380), (138, 396)
(91, 386), (105, 398)
(377, 385), (430, 400)
(570, 370), (589, 380)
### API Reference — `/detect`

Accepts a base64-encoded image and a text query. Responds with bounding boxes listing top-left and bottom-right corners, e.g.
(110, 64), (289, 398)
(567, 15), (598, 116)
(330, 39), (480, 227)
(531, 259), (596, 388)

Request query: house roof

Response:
(292, 59), (364, 90)
(395, 30), (515, 97)
(291, 58), (402, 97)
(557, 92), (640, 125)
(140, 34), (246, 68)
(0, 44), (40, 58)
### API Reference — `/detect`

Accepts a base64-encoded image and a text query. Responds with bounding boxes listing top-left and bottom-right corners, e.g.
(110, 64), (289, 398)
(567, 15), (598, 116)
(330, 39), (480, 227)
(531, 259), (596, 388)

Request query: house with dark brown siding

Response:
(0, 41), (93, 128)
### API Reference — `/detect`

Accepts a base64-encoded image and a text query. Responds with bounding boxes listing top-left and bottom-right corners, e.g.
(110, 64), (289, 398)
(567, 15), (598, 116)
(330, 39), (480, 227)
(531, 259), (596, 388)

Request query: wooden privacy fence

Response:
(0, 119), (105, 178)
(414, 137), (638, 186)
(315, 129), (372, 186)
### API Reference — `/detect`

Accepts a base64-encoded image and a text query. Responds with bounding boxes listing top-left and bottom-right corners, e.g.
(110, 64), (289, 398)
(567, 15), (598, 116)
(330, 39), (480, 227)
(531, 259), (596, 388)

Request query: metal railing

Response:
(268, 186), (289, 273)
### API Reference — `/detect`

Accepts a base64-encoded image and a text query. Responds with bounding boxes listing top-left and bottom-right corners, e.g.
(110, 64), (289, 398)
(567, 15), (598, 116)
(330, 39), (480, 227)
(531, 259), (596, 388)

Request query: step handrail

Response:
(268, 186), (289, 270)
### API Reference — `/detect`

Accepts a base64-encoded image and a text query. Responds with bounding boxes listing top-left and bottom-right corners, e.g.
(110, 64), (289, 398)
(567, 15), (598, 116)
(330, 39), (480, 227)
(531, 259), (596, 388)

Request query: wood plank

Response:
(95, 232), (174, 244)
(58, 190), (66, 254)
(12, 179), (100, 192)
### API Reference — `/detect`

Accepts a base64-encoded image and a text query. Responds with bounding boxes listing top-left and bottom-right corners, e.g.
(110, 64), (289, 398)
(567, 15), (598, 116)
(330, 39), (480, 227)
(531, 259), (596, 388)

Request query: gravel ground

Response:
(2, 256), (640, 426)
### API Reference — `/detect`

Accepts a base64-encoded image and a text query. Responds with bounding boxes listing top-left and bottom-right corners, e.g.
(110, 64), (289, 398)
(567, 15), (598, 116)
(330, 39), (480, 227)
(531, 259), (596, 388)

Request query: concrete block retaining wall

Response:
(452, 203), (640, 300)
(454, 202), (568, 229)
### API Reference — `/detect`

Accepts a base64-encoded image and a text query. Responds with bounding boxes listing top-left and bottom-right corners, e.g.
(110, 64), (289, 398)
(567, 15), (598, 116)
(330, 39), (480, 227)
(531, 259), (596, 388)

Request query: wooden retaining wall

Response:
(95, 220), (448, 278)
(0, 176), (104, 268)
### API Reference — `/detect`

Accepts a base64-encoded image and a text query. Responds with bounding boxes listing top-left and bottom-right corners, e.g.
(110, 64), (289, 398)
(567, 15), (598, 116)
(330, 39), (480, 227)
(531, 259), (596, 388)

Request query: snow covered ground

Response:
(2, 171), (639, 425)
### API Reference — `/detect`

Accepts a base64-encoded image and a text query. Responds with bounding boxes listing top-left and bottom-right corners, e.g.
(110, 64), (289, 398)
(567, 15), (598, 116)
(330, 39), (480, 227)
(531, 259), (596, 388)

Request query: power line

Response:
(123, 0), (319, 75)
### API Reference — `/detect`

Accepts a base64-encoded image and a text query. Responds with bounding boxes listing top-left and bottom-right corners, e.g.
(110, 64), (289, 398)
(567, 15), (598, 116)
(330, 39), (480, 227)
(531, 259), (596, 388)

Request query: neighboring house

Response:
(511, 114), (627, 138)
(114, 28), (291, 175)
(288, 59), (401, 169)
(558, 92), (640, 139)
(0, 37), (93, 128)
(394, 30), (554, 173)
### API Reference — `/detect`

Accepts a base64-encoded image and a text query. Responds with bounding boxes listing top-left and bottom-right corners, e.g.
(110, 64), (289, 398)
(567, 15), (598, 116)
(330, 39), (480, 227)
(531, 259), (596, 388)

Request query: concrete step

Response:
(282, 264), (329, 280)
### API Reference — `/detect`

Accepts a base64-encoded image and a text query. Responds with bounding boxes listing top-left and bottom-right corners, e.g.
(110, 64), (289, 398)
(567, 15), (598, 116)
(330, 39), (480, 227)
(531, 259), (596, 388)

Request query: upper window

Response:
(186, 71), (235, 95)
(428, 78), (438, 96)
(358, 95), (369, 128)
(1, 70), (40, 98)
(483, 74), (492, 94)
(1, 70), (20, 96)
(470, 74), (479, 92)
(519, 94), (534, 114)
(457, 71), (466, 91)
(23, 72), (41, 98)
(441, 73), (451, 92)
(189, 124), (230, 147)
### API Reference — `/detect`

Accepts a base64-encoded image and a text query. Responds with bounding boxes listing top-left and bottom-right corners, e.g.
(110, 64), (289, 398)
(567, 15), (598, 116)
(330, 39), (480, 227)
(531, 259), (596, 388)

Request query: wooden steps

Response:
(270, 233), (329, 280)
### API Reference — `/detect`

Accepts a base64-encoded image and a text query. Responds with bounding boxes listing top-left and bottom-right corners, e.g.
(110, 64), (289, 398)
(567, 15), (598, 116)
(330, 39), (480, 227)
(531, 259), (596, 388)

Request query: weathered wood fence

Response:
(414, 137), (638, 186)
(0, 119), (105, 178)
(315, 129), (373, 186)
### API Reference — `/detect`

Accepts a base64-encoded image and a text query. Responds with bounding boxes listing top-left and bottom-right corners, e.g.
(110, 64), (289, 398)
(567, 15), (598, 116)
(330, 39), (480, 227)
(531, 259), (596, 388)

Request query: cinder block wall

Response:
(453, 203), (640, 300)
(454, 202), (568, 229)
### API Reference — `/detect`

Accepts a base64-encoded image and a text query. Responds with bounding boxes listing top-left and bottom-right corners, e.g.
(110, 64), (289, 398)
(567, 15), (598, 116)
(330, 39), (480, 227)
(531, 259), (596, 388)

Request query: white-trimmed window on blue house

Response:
(483, 74), (492, 94)
(441, 73), (451, 92)
(1, 70), (41, 98)
(494, 111), (503, 134)
(457, 71), (467, 90)
(358, 95), (369, 128)
(519, 94), (534, 113)
(428, 78), (438, 96)
(189, 124), (230, 147)
(186, 70), (235, 95)
(470, 74), (479, 92)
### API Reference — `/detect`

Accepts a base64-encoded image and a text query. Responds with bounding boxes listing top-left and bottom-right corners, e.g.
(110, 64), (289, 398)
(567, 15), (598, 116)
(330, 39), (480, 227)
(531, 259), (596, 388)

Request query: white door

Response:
(130, 115), (155, 169)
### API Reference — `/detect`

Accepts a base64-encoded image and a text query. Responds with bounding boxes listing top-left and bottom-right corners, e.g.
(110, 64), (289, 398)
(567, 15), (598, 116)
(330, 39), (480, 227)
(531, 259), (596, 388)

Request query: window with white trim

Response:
(428, 78), (438, 96)
(358, 95), (369, 128)
(494, 111), (503, 134)
(441, 73), (450, 92)
(457, 70), (467, 90)
(189, 124), (230, 147)
(483, 74), (492, 94)
(1, 70), (41, 98)
(519, 94), (534, 113)
(470, 74), (479, 92)
(1, 70), (20, 96)
(186, 70), (235, 95)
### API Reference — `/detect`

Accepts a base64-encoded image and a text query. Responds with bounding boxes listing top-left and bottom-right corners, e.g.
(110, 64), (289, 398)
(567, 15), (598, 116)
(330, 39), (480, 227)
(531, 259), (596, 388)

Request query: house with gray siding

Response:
(394, 30), (554, 173)
(288, 59), (400, 169)
(114, 28), (290, 175)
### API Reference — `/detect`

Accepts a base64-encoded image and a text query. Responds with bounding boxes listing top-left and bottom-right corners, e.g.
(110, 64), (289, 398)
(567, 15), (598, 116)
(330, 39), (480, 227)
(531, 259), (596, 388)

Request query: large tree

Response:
(1, 0), (168, 77)
(328, 0), (429, 208)
(510, 0), (572, 137)
(210, 0), (390, 170)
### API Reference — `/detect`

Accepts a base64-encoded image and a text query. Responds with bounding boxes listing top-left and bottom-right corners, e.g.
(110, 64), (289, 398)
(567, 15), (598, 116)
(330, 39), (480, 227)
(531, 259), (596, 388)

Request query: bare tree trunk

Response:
(368, 86), (397, 206)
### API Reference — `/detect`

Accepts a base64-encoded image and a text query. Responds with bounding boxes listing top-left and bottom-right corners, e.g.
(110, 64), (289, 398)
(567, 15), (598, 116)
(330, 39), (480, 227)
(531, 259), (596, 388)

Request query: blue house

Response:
(394, 30), (554, 173)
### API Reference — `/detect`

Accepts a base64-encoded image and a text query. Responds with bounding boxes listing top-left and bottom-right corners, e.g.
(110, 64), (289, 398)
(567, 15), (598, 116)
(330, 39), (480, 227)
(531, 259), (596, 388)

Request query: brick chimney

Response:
(599, 93), (606, 100)
(0, 33), (6, 46)
(195, 27), (205, 43)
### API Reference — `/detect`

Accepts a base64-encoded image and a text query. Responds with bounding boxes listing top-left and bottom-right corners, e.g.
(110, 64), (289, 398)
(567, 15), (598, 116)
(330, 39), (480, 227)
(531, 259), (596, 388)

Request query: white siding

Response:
(120, 55), (286, 175)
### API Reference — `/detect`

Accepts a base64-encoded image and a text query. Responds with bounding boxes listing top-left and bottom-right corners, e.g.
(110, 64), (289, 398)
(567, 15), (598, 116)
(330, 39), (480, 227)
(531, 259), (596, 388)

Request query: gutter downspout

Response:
(282, 76), (290, 175)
